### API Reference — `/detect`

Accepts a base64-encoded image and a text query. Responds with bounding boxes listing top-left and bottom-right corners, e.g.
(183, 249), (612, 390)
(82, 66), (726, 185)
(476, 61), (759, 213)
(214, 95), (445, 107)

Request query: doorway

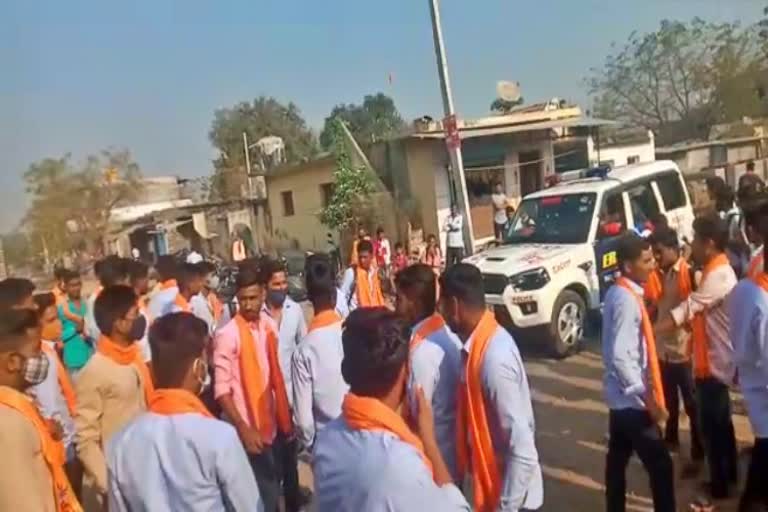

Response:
(519, 150), (542, 197)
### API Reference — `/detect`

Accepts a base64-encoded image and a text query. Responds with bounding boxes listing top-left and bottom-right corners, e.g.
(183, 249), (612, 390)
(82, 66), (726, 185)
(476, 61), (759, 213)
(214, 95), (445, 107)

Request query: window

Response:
(627, 155), (640, 165)
(281, 191), (295, 217)
(597, 191), (627, 239)
(626, 181), (660, 229)
(655, 171), (687, 210)
(505, 193), (597, 244)
(320, 183), (334, 208)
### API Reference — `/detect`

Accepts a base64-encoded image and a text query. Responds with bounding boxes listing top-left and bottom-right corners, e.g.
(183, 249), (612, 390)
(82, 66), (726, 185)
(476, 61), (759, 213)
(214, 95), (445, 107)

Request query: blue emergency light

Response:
(585, 165), (612, 179)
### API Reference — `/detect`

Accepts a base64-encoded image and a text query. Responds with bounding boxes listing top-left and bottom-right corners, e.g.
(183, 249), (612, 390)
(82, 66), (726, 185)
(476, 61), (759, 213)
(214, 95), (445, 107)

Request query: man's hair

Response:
(53, 267), (68, 281)
(650, 212), (669, 230)
(357, 240), (373, 255)
(747, 160), (755, 172)
(693, 214), (729, 252)
(177, 262), (204, 290)
(259, 258), (286, 285)
(33, 292), (56, 316)
(98, 255), (129, 287)
(0, 278), (36, 311)
(94, 285), (137, 335)
(127, 260), (149, 282)
(376, 227), (385, 235)
(62, 269), (80, 284)
(155, 255), (178, 282)
(706, 176), (726, 193)
(236, 262), (262, 291)
(0, 308), (38, 351)
(149, 312), (209, 388)
(617, 234), (651, 268)
(649, 227), (679, 250)
(197, 261), (216, 275)
(439, 263), (485, 309)
(395, 264), (436, 314)
(394, 242), (404, 250)
(305, 254), (336, 304)
(341, 308), (409, 397)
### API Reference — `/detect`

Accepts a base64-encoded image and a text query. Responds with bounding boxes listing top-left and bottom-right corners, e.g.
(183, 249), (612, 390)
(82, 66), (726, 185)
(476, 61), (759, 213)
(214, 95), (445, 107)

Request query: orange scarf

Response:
(752, 271), (768, 293)
(41, 344), (76, 416)
(308, 310), (342, 333)
(456, 310), (502, 512)
(690, 253), (729, 379)
(173, 293), (191, 312)
(160, 279), (178, 290)
(748, 252), (765, 280)
(234, 314), (292, 439)
(97, 336), (154, 404)
(643, 269), (663, 305)
(355, 266), (385, 307)
(149, 389), (213, 418)
(207, 293), (223, 324)
(342, 393), (433, 475)
(0, 387), (83, 512)
(616, 277), (666, 411)
(410, 313), (446, 351)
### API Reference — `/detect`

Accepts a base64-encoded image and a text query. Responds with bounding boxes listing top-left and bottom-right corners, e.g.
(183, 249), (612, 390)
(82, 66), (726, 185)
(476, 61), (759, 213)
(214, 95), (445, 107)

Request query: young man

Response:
(374, 226), (392, 276)
(164, 262), (208, 323)
(349, 227), (370, 266)
(107, 312), (262, 511)
(313, 307), (469, 511)
(656, 215), (739, 501)
(213, 263), (293, 512)
(75, 285), (153, 501)
(491, 182), (508, 240)
(743, 198), (766, 279)
(728, 201), (768, 511)
(85, 256), (130, 341)
(395, 263), (462, 481)
(443, 204), (465, 268)
(198, 260), (224, 330)
(59, 270), (92, 376)
(440, 263), (543, 512)
(292, 254), (348, 449)
(649, 228), (704, 467)
(0, 308), (82, 512)
(147, 255), (179, 321)
(602, 234), (675, 512)
(738, 160), (765, 193)
(127, 259), (152, 363)
(260, 258), (307, 512)
(339, 239), (385, 310)
(0, 277), (36, 311)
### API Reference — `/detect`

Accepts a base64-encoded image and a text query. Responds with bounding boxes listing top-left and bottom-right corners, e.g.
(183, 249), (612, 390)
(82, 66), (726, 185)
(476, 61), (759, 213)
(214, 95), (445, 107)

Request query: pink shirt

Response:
(213, 313), (276, 442)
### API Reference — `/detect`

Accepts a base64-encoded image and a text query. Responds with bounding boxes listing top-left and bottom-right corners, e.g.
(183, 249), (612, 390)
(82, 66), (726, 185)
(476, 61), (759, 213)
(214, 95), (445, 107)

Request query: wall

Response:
(588, 137), (655, 168)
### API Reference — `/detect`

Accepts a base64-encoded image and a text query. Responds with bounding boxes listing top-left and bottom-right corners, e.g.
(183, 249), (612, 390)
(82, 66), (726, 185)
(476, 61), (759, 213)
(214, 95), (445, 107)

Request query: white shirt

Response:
(492, 193), (508, 224)
(443, 214), (464, 249)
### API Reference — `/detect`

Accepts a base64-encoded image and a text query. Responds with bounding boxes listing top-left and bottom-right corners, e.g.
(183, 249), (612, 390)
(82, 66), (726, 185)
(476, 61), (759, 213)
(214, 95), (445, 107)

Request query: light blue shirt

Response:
(338, 266), (377, 313)
(84, 291), (101, 342)
(191, 293), (215, 333)
(148, 286), (178, 322)
(407, 317), (462, 482)
(291, 319), (348, 449)
(29, 340), (76, 455)
(462, 324), (544, 511)
(728, 279), (768, 438)
(335, 289), (350, 320)
(262, 297), (307, 408)
(313, 416), (470, 511)
(602, 280), (647, 410)
(107, 411), (263, 512)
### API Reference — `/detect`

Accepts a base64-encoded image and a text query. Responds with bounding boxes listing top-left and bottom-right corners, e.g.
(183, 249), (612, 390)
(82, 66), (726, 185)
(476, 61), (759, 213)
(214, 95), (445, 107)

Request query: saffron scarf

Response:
(643, 269), (663, 305)
(41, 344), (76, 416)
(149, 389), (213, 418)
(690, 253), (730, 379)
(207, 293), (223, 325)
(616, 277), (666, 411)
(307, 310), (342, 334)
(234, 314), (292, 439)
(410, 313), (446, 351)
(173, 293), (191, 313)
(97, 336), (154, 404)
(748, 252), (765, 280)
(355, 267), (385, 307)
(456, 310), (502, 512)
(752, 271), (768, 294)
(342, 393), (433, 475)
(160, 279), (177, 291)
(0, 387), (83, 512)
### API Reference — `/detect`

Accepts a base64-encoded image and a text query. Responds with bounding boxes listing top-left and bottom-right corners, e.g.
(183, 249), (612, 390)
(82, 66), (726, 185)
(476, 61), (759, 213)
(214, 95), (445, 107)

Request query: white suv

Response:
(466, 160), (694, 357)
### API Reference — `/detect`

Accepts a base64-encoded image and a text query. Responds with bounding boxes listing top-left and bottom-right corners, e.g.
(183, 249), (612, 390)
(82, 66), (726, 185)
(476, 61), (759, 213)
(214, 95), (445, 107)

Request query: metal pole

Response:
(428, 0), (475, 253)
(242, 132), (254, 199)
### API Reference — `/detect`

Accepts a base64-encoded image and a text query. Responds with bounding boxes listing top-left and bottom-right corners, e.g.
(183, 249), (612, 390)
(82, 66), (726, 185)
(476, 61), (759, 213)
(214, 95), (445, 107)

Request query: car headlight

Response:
(508, 268), (550, 291)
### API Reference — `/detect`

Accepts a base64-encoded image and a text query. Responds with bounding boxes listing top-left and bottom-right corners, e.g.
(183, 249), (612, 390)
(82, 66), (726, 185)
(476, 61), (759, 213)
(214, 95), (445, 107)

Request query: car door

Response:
(594, 188), (629, 300)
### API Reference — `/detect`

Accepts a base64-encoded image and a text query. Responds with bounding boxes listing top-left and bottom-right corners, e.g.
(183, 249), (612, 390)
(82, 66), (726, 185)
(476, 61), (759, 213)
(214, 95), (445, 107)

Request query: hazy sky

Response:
(1, 0), (763, 231)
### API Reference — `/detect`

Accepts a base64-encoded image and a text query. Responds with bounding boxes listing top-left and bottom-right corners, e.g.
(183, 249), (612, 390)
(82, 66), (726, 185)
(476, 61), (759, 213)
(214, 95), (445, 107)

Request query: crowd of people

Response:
(0, 173), (767, 512)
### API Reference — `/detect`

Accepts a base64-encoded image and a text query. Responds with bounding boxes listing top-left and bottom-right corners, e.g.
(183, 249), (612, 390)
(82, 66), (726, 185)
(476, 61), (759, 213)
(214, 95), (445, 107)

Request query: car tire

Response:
(547, 290), (586, 359)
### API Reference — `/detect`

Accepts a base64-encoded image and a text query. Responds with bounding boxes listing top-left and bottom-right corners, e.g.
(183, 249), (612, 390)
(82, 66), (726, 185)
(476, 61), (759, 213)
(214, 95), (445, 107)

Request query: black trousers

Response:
(605, 408), (675, 512)
(249, 445), (281, 512)
(739, 437), (768, 511)
(278, 434), (301, 512)
(661, 360), (704, 459)
(696, 377), (738, 499)
(445, 247), (464, 268)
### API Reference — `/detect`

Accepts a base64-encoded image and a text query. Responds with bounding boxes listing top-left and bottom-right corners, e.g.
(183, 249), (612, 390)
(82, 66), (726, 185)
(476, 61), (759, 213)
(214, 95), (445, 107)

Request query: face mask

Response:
(193, 358), (211, 395)
(128, 315), (147, 341)
(41, 320), (63, 342)
(23, 353), (50, 386)
(206, 275), (220, 290)
(267, 289), (287, 307)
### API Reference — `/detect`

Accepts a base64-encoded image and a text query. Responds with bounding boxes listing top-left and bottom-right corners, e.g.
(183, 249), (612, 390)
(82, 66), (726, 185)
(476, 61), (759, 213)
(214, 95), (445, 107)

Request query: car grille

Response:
(482, 273), (508, 295)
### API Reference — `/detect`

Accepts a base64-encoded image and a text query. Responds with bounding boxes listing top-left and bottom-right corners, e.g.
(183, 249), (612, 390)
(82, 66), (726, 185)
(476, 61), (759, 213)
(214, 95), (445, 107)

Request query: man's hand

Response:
(644, 392), (669, 425)
(47, 418), (64, 442)
(237, 424), (264, 454)
(413, 386), (436, 445)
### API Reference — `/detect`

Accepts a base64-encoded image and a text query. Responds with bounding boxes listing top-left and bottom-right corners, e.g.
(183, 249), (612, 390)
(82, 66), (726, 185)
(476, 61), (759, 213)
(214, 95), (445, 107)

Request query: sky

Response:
(1, 0), (764, 232)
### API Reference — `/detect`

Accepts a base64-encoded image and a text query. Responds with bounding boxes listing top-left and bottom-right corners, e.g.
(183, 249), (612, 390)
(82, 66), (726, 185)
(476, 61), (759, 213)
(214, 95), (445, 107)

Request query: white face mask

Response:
(193, 358), (211, 395)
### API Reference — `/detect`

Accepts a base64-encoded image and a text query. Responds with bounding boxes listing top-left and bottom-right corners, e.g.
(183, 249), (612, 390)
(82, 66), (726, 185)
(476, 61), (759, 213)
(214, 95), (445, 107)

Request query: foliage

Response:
(319, 119), (376, 231)
(319, 93), (405, 150)
(208, 97), (318, 200)
(587, 18), (764, 143)
(490, 96), (524, 114)
(21, 149), (143, 258)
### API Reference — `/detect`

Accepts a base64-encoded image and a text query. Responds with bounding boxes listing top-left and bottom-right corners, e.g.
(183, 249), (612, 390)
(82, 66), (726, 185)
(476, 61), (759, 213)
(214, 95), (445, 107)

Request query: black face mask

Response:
(128, 315), (147, 341)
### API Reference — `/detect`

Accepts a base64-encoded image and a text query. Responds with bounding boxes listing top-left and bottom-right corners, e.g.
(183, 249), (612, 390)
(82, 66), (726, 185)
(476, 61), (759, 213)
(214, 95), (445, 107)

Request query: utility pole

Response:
(242, 132), (260, 253)
(242, 132), (255, 200)
(428, 0), (475, 253)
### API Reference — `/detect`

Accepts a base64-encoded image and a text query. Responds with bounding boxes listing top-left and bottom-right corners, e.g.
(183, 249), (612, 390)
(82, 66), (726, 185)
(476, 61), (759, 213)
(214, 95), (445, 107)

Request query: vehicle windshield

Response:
(503, 193), (597, 244)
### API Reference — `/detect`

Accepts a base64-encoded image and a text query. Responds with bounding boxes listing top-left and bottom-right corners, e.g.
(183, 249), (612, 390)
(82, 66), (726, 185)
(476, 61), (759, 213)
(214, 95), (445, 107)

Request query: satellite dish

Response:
(497, 81), (521, 102)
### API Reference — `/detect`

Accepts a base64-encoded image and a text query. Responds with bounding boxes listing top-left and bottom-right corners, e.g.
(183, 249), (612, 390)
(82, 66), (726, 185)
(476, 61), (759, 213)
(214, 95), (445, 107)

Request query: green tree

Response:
(319, 119), (376, 231)
(319, 93), (405, 149)
(490, 97), (524, 114)
(208, 97), (318, 200)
